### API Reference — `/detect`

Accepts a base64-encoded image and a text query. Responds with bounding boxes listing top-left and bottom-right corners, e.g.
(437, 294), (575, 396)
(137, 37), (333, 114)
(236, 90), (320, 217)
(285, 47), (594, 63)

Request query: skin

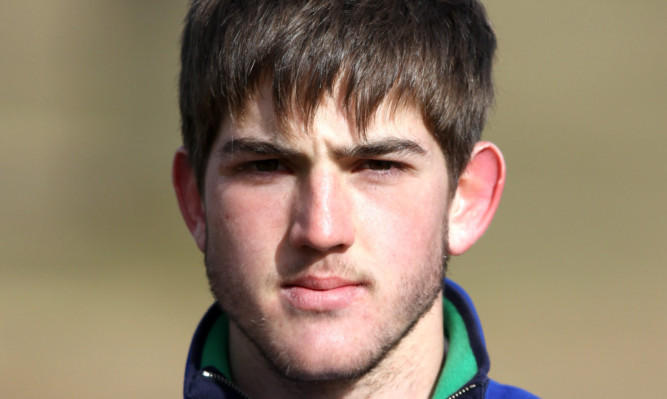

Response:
(173, 85), (506, 398)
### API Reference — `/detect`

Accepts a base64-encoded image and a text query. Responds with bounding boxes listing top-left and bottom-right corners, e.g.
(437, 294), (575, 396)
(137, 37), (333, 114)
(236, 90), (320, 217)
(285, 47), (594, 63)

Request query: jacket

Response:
(183, 279), (539, 398)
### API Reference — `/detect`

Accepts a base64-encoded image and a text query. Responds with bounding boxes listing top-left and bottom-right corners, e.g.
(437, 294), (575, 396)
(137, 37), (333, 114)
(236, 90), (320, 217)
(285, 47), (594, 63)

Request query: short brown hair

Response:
(179, 0), (497, 192)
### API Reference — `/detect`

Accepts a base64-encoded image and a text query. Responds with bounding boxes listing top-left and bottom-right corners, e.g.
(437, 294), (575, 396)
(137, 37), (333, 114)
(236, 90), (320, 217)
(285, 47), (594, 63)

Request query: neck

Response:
(230, 296), (445, 399)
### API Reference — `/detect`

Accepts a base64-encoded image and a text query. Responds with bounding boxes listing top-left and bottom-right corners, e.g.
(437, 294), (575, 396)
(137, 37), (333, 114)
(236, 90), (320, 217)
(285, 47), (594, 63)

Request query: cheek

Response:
(356, 181), (448, 263)
(207, 185), (290, 265)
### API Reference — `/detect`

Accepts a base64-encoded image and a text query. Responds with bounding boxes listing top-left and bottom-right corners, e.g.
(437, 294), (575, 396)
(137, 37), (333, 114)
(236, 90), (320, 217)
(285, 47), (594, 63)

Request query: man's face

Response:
(202, 88), (450, 381)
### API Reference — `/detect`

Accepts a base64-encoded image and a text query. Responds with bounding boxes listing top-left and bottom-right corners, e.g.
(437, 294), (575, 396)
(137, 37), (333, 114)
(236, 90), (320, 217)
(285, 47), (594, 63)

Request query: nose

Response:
(289, 168), (355, 252)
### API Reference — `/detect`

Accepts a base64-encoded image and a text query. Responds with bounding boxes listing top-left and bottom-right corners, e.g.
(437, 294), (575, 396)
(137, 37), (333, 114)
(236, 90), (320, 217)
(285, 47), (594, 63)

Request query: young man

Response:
(173, 1), (538, 398)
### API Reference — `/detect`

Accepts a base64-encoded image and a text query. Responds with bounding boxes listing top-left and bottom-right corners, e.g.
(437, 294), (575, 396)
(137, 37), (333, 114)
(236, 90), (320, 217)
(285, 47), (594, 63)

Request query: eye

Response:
(251, 159), (283, 172)
(353, 159), (407, 179)
(365, 160), (395, 171)
(357, 159), (404, 172)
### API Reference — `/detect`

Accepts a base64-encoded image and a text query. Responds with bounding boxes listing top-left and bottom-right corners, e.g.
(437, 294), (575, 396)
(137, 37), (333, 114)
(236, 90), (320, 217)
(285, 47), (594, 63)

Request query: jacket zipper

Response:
(446, 383), (478, 399)
(204, 369), (478, 399)
(202, 369), (252, 399)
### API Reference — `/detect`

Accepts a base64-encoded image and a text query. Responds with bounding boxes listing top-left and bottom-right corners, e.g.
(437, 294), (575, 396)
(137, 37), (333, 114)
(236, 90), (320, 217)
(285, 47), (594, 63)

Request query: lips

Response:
(281, 276), (364, 312)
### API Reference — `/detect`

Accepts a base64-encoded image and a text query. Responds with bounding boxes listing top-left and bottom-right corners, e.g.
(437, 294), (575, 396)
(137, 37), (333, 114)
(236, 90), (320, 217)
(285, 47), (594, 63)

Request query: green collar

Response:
(200, 311), (233, 380)
(431, 299), (478, 398)
(200, 298), (478, 398)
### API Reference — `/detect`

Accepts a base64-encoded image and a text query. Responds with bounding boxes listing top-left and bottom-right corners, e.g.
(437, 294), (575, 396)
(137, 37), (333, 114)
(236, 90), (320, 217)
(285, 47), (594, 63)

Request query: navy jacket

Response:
(183, 280), (538, 398)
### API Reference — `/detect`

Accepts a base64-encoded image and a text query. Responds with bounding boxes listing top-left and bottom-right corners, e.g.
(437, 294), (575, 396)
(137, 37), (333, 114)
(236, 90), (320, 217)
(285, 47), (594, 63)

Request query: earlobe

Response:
(448, 141), (506, 256)
(172, 148), (207, 252)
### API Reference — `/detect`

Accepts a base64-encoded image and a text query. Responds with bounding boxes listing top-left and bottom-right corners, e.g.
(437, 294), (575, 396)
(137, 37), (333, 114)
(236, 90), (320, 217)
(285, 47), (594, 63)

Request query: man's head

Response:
(179, 0), (497, 195)
(173, 0), (505, 393)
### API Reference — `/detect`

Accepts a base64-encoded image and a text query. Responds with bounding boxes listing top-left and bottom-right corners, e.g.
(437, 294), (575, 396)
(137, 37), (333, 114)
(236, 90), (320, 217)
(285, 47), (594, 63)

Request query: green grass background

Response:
(1, 1), (665, 397)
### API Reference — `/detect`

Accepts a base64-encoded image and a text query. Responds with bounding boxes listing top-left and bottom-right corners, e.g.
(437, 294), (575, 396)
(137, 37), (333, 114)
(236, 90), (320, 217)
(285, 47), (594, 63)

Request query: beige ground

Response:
(1, 1), (665, 397)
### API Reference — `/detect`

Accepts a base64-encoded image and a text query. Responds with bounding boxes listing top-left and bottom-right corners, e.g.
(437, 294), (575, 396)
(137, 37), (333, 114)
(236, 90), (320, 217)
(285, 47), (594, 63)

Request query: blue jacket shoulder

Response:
(486, 380), (540, 399)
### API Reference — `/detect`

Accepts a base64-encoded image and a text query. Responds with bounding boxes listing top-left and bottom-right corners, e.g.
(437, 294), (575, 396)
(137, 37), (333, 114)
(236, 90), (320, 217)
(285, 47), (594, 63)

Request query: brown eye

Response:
(366, 160), (394, 171)
(253, 159), (281, 172)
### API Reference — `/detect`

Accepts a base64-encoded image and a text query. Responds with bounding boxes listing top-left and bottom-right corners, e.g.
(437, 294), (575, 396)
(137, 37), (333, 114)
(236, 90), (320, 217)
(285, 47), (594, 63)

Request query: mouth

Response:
(280, 276), (366, 312)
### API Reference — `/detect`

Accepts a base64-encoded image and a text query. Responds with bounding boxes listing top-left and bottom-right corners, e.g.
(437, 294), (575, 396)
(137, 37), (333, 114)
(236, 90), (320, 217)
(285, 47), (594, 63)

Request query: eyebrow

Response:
(218, 137), (303, 159)
(332, 138), (427, 159)
(218, 137), (427, 160)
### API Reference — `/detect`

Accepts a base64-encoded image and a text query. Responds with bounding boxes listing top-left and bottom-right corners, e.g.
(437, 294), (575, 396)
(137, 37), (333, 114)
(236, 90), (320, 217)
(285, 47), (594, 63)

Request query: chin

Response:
(275, 355), (380, 383)
(256, 326), (399, 383)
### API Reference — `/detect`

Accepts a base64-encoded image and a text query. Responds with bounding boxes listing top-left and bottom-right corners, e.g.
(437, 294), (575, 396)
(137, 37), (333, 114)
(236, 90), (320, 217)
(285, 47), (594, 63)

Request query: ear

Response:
(172, 147), (207, 252)
(448, 141), (506, 255)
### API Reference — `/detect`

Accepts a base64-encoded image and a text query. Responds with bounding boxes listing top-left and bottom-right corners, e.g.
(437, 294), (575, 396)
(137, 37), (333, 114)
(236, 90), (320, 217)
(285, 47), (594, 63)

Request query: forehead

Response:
(226, 84), (435, 148)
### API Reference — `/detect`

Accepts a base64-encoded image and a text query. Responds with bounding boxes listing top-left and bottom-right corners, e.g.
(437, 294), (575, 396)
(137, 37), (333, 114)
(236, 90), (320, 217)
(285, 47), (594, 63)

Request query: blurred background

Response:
(1, 0), (664, 397)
